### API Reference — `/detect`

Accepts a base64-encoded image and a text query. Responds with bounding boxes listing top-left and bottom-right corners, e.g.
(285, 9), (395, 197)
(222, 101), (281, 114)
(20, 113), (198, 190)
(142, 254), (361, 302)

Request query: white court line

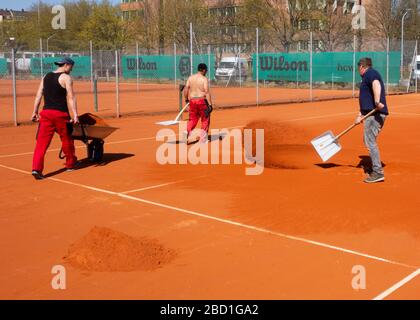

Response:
(121, 175), (208, 194)
(0, 162), (418, 271)
(121, 180), (185, 194)
(373, 269), (420, 300)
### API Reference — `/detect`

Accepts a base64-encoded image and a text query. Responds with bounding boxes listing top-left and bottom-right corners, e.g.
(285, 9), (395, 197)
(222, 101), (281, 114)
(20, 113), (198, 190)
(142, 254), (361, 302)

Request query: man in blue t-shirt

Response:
(356, 58), (389, 183)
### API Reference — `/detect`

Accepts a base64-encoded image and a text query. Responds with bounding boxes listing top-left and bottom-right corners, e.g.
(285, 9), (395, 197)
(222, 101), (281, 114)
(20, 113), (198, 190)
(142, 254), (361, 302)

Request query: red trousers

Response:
(187, 98), (210, 141)
(32, 109), (77, 172)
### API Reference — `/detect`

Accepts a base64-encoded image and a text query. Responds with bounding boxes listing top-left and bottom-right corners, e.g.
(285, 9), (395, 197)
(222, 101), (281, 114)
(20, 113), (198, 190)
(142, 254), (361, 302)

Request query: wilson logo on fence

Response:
(126, 58), (158, 71)
(260, 56), (308, 72)
(178, 57), (191, 78)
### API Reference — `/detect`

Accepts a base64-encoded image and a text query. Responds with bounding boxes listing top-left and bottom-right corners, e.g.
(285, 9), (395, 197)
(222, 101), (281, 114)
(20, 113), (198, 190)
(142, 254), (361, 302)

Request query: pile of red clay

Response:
(63, 227), (176, 272)
(244, 120), (316, 169)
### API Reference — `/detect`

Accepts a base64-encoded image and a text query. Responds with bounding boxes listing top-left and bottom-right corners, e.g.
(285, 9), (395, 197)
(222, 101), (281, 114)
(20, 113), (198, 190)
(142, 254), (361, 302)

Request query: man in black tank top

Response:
(31, 57), (79, 180)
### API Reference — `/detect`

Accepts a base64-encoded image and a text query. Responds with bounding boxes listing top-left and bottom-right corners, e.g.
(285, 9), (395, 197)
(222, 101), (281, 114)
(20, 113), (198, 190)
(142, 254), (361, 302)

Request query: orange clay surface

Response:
(0, 79), (354, 126)
(0, 93), (419, 300)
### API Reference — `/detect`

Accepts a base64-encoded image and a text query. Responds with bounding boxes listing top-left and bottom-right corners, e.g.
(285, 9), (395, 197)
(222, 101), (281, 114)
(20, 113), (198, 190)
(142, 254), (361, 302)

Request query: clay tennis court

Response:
(0, 91), (419, 299)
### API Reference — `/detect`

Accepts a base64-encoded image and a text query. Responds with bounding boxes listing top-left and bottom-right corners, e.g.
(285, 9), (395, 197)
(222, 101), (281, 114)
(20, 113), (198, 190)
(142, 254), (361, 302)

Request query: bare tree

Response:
(366, 0), (399, 50)
(317, 0), (354, 52)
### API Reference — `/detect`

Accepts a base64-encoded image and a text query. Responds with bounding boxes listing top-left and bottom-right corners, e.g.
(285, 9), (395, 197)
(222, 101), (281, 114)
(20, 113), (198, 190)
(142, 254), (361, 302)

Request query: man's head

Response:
(55, 57), (75, 74)
(358, 57), (372, 76)
(197, 63), (208, 76)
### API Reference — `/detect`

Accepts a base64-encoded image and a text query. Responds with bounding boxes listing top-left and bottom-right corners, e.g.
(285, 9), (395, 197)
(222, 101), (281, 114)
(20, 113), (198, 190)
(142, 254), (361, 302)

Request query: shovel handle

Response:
(174, 103), (190, 122)
(335, 109), (377, 141)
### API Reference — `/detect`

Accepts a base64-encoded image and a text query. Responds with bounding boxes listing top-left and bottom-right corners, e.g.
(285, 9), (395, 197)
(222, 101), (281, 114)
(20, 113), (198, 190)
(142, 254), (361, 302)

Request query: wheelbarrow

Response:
(59, 113), (119, 163)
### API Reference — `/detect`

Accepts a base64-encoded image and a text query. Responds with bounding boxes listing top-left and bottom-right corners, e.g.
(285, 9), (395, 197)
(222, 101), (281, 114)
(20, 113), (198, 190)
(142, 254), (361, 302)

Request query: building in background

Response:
(0, 9), (28, 22)
(119, 0), (395, 54)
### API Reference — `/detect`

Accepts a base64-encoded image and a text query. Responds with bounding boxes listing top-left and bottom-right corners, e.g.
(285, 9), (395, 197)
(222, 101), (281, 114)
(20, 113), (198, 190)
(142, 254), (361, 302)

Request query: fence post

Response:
(100, 50), (103, 79)
(238, 46), (242, 88)
(136, 41), (140, 92)
(386, 37), (390, 94)
(256, 27), (259, 107)
(208, 44), (211, 87)
(190, 22), (193, 76)
(39, 38), (44, 78)
(310, 32), (313, 102)
(115, 50), (120, 118)
(416, 40), (418, 94)
(353, 35), (356, 98)
(93, 74), (98, 112)
(174, 42), (177, 88)
(90, 40), (94, 91)
(11, 48), (17, 126)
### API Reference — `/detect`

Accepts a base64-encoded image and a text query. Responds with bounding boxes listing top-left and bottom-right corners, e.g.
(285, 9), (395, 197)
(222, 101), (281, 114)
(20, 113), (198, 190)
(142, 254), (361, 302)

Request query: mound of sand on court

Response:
(63, 227), (176, 272)
(244, 120), (316, 169)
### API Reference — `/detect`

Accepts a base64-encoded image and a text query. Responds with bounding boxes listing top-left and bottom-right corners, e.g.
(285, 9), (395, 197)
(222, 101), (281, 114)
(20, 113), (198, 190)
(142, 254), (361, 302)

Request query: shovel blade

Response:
(311, 131), (342, 162)
(155, 120), (180, 126)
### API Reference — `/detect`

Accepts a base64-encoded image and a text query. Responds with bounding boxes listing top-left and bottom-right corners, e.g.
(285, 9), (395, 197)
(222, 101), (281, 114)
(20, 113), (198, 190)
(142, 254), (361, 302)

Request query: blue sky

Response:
(0, 0), (120, 11)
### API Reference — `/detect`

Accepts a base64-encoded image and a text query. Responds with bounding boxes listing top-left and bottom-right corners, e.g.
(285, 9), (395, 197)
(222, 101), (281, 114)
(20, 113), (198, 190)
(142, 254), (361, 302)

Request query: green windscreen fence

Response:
(0, 58), (8, 75)
(30, 56), (91, 77)
(253, 51), (400, 84)
(122, 54), (216, 80)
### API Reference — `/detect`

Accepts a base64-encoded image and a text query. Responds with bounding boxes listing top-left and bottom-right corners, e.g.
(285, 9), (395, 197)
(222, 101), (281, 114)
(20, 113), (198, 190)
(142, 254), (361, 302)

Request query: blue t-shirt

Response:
(359, 68), (389, 115)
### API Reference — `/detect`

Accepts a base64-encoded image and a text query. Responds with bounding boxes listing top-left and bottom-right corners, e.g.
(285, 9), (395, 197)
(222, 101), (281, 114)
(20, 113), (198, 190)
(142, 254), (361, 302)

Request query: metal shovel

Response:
(156, 103), (190, 126)
(311, 109), (376, 162)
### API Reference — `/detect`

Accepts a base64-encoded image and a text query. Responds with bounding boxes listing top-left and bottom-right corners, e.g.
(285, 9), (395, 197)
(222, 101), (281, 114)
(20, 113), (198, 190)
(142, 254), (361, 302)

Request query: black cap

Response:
(54, 57), (75, 66)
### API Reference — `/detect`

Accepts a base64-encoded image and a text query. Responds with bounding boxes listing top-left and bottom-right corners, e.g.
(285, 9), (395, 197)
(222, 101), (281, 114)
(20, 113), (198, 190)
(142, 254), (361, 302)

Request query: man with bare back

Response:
(183, 63), (213, 143)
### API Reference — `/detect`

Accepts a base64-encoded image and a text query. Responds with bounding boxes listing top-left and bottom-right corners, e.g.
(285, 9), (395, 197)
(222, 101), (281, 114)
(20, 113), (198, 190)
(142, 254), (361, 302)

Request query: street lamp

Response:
(46, 33), (57, 53)
(401, 9), (412, 81)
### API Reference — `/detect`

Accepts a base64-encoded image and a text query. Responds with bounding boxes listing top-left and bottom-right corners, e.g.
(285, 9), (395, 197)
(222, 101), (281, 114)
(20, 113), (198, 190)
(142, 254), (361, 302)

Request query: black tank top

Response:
(43, 72), (68, 113)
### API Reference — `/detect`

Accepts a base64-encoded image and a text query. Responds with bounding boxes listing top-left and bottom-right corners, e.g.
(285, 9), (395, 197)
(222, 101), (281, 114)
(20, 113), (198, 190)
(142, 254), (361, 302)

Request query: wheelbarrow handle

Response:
(335, 109), (377, 141)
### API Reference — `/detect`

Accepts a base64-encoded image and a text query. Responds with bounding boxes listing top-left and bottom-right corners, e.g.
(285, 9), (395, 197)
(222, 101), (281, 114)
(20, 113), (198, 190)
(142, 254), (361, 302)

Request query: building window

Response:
(343, 0), (356, 14)
(311, 20), (321, 31)
(299, 20), (309, 30)
(299, 40), (324, 51)
(299, 41), (309, 51)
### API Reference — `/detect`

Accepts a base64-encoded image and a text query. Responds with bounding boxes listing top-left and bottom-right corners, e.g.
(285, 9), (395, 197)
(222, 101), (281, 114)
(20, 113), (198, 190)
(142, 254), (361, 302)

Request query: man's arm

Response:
(63, 74), (79, 123)
(31, 80), (44, 121)
(203, 77), (212, 106)
(372, 80), (385, 110)
(184, 78), (191, 103)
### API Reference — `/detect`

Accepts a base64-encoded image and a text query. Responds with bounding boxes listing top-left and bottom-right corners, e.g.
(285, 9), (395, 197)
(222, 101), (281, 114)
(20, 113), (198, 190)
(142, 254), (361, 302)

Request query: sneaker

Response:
(31, 170), (45, 180)
(66, 161), (81, 172)
(364, 172), (385, 184)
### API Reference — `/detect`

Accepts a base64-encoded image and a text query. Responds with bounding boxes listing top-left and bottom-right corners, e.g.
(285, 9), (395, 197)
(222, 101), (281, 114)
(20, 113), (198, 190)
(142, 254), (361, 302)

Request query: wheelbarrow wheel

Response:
(87, 139), (105, 163)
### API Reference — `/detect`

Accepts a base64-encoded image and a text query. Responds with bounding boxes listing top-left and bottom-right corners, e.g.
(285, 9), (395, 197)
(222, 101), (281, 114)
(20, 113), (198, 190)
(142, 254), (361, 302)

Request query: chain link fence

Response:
(1, 26), (419, 126)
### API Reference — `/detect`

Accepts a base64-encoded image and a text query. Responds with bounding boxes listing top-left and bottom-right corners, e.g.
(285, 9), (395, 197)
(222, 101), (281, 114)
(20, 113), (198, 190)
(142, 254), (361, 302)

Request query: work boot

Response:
(66, 161), (82, 172)
(364, 172), (385, 184)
